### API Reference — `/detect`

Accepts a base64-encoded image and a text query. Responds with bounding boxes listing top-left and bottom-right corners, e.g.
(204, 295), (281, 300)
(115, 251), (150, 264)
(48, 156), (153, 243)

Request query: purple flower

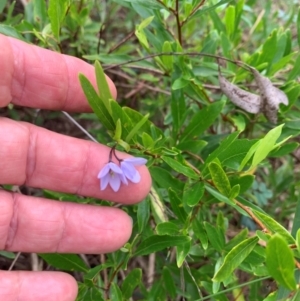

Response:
(120, 157), (147, 183)
(97, 162), (128, 192)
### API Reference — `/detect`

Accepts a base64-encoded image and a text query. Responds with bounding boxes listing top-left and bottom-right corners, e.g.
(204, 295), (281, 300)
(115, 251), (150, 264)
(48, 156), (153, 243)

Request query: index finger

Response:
(0, 34), (117, 111)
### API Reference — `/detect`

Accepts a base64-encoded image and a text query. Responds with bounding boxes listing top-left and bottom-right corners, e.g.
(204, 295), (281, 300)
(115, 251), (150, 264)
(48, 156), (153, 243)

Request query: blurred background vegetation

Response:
(1, 0), (300, 300)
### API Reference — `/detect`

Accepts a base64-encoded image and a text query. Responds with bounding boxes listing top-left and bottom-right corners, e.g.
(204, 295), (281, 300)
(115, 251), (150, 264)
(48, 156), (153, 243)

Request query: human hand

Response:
(0, 34), (151, 301)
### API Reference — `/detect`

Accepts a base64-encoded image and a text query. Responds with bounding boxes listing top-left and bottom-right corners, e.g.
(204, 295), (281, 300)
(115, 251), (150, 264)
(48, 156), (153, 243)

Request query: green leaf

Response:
(113, 119), (122, 141)
(79, 74), (115, 131)
(0, 24), (26, 40)
(297, 8), (300, 49)
(266, 234), (297, 291)
(190, 0), (234, 22)
(33, 0), (48, 26)
(134, 235), (191, 257)
(230, 175), (254, 194)
(181, 101), (225, 141)
(0, 0), (7, 14)
(205, 185), (236, 207)
(137, 197), (150, 233)
(162, 267), (177, 299)
(142, 132), (154, 148)
(251, 124), (284, 169)
(0, 251), (15, 259)
(110, 282), (123, 301)
(95, 61), (113, 114)
(224, 5), (235, 38)
(150, 166), (184, 192)
(208, 162), (231, 197)
(213, 236), (258, 282)
(110, 101), (132, 139)
(162, 41), (173, 71)
(252, 209), (295, 244)
(77, 285), (104, 301)
(192, 219), (208, 250)
(239, 140), (260, 171)
(171, 89), (186, 134)
(84, 263), (113, 287)
(292, 195), (300, 237)
(121, 268), (142, 299)
(296, 229), (300, 254)
(162, 156), (199, 179)
(125, 113), (149, 143)
(176, 240), (191, 267)
(218, 139), (258, 170)
(183, 181), (205, 207)
(229, 184), (240, 200)
(176, 140), (207, 153)
(135, 16), (154, 50)
(225, 228), (249, 252)
(150, 187), (168, 224)
(39, 253), (88, 272)
(156, 222), (179, 236)
(204, 222), (225, 253)
(203, 131), (240, 172)
(48, 0), (68, 39)
(168, 188), (187, 223)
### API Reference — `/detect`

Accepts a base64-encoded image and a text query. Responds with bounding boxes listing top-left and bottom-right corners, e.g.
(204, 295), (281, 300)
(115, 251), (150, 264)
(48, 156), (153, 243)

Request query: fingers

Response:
(0, 34), (117, 111)
(0, 118), (151, 204)
(0, 271), (77, 301)
(0, 190), (132, 253)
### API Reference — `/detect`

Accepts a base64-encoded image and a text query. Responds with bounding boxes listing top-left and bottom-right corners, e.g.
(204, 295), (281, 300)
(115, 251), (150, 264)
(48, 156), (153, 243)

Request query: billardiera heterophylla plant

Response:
(97, 147), (147, 192)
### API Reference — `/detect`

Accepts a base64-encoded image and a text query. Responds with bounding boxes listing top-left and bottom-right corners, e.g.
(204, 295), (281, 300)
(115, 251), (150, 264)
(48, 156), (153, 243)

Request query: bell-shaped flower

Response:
(120, 157), (147, 183)
(97, 162), (128, 192)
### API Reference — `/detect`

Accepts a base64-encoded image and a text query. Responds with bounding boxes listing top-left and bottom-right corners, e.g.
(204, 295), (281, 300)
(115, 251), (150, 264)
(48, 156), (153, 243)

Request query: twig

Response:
(62, 111), (98, 143)
(108, 31), (135, 53)
(181, 0), (206, 27)
(235, 201), (267, 231)
(8, 252), (21, 271)
(103, 52), (250, 71)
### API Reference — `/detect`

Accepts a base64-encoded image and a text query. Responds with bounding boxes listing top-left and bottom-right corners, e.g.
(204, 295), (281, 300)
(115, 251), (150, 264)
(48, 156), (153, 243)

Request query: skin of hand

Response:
(0, 34), (152, 301)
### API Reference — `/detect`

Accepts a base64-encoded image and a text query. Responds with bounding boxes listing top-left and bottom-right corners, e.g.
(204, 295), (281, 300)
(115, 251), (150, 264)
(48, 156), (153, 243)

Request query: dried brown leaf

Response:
(251, 68), (289, 123)
(218, 72), (261, 114)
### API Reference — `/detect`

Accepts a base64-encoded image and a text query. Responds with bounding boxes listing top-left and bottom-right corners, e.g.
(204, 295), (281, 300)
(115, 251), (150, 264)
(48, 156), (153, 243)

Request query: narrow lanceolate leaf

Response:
(296, 229), (300, 254)
(125, 113), (149, 143)
(266, 234), (297, 291)
(121, 268), (142, 299)
(162, 156), (199, 179)
(39, 253), (88, 272)
(95, 61), (113, 114)
(252, 209), (295, 244)
(219, 70), (261, 114)
(204, 222), (225, 253)
(134, 235), (191, 257)
(181, 100), (225, 141)
(183, 181), (205, 207)
(251, 68), (289, 123)
(168, 189), (187, 223)
(208, 162), (231, 197)
(176, 240), (191, 267)
(48, 0), (68, 39)
(213, 236), (258, 282)
(79, 74), (115, 131)
(251, 124), (284, 169)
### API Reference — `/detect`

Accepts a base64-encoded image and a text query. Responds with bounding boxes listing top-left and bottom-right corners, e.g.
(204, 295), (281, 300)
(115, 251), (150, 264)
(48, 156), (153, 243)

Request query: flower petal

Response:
(100, 174), (110, 190)
(108, 162), (124, 174)
(121, 161), (141, 183)
(109, 174), (121, 192)
(97, 164), (110, 179)
(123, 157), (147, 166)
(129, 170), (141, 183)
